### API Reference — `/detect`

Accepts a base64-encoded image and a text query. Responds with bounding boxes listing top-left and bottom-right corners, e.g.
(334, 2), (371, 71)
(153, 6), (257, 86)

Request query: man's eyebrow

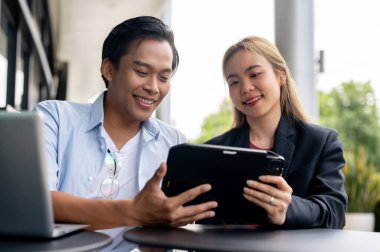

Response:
(226, 65), (262, 80)
(133, 60), (172, 73)
(133, 60), (149, 68)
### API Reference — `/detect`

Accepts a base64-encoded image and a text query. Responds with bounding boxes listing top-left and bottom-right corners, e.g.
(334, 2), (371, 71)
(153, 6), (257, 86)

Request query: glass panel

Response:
(0, 26), (7, 108)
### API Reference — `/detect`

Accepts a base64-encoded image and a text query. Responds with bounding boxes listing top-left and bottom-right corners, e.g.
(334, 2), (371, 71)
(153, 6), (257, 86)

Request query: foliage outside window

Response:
(343, 147), (380, 212)
(319, 81), (380, 212)
(193, 98), (233, 143)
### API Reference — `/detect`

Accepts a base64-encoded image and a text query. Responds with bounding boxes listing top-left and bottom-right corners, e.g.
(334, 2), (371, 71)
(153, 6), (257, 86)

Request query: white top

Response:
(86, 127), (140, 200)
(87, 127), (141, 240)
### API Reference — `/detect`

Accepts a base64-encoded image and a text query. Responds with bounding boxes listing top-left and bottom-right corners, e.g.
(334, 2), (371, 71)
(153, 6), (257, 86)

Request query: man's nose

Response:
(144, 76), (159, 94)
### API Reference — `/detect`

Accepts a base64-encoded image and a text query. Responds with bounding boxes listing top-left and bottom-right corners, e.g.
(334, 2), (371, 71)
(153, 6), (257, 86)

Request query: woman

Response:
(206, 36), (347, 228)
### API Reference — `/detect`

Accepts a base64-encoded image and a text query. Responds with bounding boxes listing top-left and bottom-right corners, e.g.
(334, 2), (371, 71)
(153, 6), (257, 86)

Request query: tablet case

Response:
(162, 143), (284, 224)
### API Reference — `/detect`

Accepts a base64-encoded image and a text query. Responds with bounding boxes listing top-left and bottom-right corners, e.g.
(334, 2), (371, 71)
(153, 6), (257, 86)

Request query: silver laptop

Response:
(0, 112), (88, 238)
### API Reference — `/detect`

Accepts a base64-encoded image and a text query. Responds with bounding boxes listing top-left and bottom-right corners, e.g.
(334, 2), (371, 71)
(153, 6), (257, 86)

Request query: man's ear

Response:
(101, 58), (114, 82)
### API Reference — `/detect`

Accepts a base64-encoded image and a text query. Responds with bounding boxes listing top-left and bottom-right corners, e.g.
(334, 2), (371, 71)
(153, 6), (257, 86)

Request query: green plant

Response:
(343, 146), (380, 212)
(319, 81), (380, 170)
(192, 98), (233, 143)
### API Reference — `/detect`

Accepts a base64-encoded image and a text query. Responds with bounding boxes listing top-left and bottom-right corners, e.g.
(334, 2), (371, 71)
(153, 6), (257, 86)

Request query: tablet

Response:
(161, 143), (284, 224)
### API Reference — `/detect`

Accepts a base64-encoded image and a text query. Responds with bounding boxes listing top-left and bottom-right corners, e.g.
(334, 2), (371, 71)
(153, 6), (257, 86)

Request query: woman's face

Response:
(225, 50), (282, 121)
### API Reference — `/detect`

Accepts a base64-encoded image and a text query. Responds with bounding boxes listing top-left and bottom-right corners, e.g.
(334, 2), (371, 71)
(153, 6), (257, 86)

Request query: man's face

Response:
(103, 39), (173, 123)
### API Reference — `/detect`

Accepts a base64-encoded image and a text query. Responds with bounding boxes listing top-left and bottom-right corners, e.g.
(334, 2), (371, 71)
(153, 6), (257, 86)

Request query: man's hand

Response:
(130, 163), (218, 227)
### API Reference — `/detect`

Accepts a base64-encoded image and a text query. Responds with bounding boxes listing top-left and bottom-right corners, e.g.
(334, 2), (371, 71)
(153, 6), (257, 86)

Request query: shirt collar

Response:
(87, 92), (105, 132)
(141, 117), (160, 143)
(86, 91), (161, 140)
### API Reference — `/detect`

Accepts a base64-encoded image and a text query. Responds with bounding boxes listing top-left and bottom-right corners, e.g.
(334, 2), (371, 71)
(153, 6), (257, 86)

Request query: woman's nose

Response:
(240, 80), (255, 95)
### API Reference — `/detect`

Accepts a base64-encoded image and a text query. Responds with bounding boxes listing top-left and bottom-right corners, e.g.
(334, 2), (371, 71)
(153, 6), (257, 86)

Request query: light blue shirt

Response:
(35, 92), (186, 196)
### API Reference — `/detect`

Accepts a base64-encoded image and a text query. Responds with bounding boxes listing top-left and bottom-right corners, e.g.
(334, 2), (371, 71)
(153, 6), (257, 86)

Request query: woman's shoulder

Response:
(294, 120), (340, 146)
(296, 120), (338, 136)
(204, 127), (245, 145)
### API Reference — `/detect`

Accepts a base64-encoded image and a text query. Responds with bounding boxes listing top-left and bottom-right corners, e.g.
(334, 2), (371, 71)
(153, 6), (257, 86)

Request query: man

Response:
(35, 16), (217, 249)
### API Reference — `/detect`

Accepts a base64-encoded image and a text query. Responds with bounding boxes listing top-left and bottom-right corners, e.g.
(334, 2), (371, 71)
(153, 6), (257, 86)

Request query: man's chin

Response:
(136, 112), (155, 122)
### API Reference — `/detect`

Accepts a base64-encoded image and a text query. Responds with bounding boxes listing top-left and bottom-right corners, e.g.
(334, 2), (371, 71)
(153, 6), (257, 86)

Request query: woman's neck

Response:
(246, 111), (281, 149)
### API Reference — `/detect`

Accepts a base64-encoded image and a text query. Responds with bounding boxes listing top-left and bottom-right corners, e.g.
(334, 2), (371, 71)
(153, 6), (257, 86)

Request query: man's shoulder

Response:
(146, 117), (186, 143)
(35, 100), (92, 124)
(36, 100), (91, 115)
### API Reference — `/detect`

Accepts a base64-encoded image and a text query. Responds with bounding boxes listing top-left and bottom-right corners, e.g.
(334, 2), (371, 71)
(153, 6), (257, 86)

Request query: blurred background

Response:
(1, 0), (380, 230)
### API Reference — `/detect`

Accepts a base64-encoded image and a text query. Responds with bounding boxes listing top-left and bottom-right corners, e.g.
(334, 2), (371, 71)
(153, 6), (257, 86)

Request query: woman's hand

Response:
(243, 175), (293, 225)
(130, 162), (218, 227)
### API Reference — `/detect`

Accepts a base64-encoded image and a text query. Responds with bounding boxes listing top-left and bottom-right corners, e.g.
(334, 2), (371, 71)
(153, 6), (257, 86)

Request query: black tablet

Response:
(161, 143), (284, 224)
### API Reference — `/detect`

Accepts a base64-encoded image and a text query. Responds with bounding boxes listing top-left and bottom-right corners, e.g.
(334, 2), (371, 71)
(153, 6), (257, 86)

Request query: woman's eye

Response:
(250, 72), (261, 78)
(229, 81), (238, 87)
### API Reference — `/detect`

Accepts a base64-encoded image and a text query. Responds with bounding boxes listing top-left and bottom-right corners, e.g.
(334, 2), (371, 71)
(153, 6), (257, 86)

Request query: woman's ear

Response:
(278, 70), (286, 86)
(101, 58), (114, 83)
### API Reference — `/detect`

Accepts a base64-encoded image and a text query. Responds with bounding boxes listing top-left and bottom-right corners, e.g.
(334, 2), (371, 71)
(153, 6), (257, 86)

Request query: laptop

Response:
(162, 143), (284, 224)
(0, 112), (88, 238)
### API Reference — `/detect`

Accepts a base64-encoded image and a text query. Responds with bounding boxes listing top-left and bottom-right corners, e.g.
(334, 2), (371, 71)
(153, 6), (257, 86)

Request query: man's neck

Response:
(103, 106), (141, 151)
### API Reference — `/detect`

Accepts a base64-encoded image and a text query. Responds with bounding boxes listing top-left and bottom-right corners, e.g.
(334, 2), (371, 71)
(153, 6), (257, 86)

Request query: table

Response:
(0, 230), (112, 252)
(124, 224), (380, 251)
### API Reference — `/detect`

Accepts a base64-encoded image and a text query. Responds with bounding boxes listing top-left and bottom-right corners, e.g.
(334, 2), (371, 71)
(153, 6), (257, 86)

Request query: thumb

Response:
(150, 162), (167, 186)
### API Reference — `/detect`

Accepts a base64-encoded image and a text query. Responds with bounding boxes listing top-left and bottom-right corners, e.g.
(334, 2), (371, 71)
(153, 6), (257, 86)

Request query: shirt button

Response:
(88, 176), (94, 181)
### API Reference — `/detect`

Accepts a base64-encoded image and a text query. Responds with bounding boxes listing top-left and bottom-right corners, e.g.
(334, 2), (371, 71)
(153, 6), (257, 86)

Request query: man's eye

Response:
(160, 76), (169, 82)
(135, 70), (148, 76)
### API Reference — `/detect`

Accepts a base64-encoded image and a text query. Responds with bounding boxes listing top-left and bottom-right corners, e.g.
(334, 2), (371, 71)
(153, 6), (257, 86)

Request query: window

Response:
(0, 25), (7, 108)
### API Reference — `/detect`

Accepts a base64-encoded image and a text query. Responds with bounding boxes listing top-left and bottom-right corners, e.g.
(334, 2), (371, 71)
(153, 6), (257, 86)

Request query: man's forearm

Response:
(51, 191), (138, 230)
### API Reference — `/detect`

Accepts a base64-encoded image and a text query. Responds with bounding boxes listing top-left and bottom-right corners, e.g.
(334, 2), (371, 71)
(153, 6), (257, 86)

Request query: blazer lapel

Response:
(273, 116), (296, 177)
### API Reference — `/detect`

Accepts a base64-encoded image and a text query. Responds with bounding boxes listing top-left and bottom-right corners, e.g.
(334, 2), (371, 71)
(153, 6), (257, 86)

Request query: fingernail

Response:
(204, 184), (212, 191)
(247, 180), (255, 186)
(258, 176), (266, 181)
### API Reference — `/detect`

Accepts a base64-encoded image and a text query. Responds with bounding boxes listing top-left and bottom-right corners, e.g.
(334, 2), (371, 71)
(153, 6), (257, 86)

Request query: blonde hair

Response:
(222, 36), (310, 128)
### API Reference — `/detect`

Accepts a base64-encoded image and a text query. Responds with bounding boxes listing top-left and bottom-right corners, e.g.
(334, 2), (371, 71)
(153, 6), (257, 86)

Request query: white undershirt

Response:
(87, 126), (141, 242)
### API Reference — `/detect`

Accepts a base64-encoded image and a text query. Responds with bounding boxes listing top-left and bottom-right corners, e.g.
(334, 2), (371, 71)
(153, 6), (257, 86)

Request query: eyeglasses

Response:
(100, 149), (121, 199)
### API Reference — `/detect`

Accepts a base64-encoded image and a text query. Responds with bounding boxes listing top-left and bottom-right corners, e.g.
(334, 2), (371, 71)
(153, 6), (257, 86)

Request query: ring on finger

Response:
(268, 196), (275, 205)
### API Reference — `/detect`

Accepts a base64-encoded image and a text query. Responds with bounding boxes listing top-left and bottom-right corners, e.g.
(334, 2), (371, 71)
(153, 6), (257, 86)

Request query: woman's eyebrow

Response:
(226, 65), (262, 80)
(244, 65), (262, 74)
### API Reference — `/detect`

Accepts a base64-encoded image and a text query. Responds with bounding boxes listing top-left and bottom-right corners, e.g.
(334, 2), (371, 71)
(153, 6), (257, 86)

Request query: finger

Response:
(243, 192), (271, 211)
(148, 163), (167, 187)
(166, 200), (217, 225)
(244, 186), (274, 205)
(173, 210), (216, 226)
(258, 176), (293, 193)
(171, 183), (213, 206)
(247, 179), (290, 199)
(246, 180), (278, 197)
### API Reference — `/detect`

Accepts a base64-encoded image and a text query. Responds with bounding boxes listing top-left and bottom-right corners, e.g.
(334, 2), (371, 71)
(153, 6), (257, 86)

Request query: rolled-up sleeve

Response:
(35, 102), (60, 191)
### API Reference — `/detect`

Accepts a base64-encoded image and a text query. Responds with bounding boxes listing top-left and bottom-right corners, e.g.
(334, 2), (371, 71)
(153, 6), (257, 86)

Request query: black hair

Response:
(101, 16), (179, 87)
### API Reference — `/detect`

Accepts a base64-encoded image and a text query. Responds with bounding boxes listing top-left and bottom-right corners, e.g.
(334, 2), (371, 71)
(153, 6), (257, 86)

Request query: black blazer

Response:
(205, 116), (348, 229)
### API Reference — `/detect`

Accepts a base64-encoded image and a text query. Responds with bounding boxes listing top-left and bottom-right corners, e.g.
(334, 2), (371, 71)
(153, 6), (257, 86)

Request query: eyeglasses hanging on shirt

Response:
(101, 149), (121, 199)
